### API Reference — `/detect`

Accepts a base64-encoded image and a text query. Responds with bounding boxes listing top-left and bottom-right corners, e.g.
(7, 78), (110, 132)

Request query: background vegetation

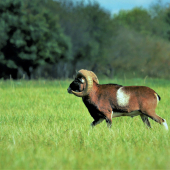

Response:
(1, 79), (170, 169)
(0, 0), (170, 80)
(0, 0), (170, 79)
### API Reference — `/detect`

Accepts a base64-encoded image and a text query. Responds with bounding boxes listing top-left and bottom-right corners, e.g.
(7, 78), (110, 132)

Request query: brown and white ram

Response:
(67, 69), (168, 130)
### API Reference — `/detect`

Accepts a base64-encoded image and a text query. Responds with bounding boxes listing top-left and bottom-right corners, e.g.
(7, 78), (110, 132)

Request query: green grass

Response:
(0, 78), (170, 169)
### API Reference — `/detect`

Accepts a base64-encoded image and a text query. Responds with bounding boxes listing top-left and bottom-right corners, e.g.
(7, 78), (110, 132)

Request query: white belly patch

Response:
(117, 87), (130, 107)
(112, 110), (140, 118)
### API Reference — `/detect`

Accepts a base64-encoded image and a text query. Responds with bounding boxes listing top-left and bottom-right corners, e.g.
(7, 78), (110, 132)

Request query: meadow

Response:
(0, 78), (170, 170)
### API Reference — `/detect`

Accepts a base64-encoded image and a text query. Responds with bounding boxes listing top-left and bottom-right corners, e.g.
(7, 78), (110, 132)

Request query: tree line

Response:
(0, 0), (170, 79)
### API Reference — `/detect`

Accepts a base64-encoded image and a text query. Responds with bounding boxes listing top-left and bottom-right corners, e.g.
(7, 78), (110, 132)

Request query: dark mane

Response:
(104, 83), (123, 87)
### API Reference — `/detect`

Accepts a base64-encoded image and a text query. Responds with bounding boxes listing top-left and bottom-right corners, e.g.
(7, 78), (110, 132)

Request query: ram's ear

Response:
(77, 78), (85, 84)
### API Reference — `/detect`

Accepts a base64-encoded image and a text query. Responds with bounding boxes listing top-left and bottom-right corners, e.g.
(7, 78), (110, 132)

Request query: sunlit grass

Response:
(0, 78), (170, 169)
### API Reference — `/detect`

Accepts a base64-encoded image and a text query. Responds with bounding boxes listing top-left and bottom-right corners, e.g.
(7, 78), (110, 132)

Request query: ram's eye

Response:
(77, 78), (85, 84)
(81, 79), (85, 83)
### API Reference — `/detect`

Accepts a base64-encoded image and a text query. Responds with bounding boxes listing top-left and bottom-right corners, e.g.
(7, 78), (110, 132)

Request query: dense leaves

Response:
(0, 0), (170, 79)
(0, 0), (71, 79)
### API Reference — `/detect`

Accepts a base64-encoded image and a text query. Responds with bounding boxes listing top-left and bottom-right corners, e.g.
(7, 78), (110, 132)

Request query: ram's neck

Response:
(82, 81), (99, 104)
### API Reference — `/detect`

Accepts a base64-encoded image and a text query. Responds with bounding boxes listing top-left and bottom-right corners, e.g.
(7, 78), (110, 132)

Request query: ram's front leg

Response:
(100, 107), (113, 128)
(106, 115), (112, 128)
(103, 110), (112, 128)
(91, 118), (104, 127)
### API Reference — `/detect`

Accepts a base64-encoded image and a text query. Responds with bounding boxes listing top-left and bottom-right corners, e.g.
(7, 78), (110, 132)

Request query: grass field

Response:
(1, 78), (170, 169)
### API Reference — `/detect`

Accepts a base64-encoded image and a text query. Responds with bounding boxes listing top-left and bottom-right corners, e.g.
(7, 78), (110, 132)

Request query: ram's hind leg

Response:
(162, 119), (168, 130)
(140, 114), (151, 128)
(142, 110), (168, 130)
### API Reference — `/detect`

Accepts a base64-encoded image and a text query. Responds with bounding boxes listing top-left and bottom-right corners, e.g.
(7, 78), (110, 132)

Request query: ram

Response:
(67, 69), (168, 130)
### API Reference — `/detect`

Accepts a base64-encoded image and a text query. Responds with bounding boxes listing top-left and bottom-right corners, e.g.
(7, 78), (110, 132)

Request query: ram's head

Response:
(67, 69), (99, 97)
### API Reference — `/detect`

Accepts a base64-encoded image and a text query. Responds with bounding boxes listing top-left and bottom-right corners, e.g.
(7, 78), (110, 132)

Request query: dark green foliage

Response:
(56, 1), (113, 76)
(113, 8), (152, 35)
(0, 0), (170, 79)
(166, 6), (170, 40)
(0, 0), (71, 79)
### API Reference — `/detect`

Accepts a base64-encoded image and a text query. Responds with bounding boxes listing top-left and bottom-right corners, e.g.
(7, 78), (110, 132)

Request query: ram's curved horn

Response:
(71, 69), (93, 97)
(78, 69), (99, 84)
(89, 71), (99, 84)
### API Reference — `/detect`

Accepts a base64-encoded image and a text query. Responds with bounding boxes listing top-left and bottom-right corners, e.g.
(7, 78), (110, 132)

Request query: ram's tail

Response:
(157, 94), (161, 101)
(155, 93), (161, 105)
